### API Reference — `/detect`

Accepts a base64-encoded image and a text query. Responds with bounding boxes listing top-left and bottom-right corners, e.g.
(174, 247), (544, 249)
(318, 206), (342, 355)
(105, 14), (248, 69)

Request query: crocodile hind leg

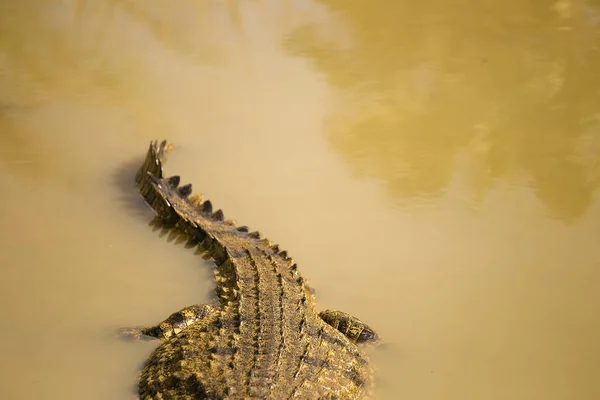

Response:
(119, 304), (216, 341)
(319, 309), (379, 343)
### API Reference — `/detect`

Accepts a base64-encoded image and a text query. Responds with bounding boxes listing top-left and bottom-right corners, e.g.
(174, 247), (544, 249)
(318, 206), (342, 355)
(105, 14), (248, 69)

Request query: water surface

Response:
(1, 1), (599, 399)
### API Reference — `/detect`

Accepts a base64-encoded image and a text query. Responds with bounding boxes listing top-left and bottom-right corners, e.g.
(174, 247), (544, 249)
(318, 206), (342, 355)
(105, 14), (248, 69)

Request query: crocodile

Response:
(125, 140), (378, 399)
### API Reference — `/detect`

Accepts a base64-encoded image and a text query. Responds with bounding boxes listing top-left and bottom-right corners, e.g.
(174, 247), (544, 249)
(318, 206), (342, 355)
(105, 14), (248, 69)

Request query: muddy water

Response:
(1, 0), (599, 399)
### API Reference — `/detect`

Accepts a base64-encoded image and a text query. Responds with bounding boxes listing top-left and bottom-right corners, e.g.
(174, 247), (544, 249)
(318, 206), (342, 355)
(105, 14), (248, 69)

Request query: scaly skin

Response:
(127, 140), (378, 399)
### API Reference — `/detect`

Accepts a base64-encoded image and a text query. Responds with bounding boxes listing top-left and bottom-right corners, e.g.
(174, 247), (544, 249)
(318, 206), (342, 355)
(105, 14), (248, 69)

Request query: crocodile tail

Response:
(135, 140), (216, 227)
(135, 140), (169, 186)
(135, 140), (180, 222)
(136, 140), (295, 266)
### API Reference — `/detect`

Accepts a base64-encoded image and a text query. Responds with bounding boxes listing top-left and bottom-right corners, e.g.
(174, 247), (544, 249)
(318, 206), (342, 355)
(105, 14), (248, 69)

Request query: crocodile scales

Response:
(126, 140), (378, 399)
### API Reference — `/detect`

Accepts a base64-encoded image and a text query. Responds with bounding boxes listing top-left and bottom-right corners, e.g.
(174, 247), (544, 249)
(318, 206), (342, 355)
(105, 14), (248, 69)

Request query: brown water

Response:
(1, 1), (599, 399)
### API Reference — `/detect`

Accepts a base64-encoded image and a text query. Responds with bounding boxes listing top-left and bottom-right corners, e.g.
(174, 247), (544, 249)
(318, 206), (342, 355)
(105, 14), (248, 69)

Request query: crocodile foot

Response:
(118, 303), (217, 342)
(319, 309), (379, 343)
(116, 326), (158, 341)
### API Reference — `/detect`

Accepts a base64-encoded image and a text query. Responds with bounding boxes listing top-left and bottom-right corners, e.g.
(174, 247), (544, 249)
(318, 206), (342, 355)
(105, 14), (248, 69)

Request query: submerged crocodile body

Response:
(127, 140), (378, 399)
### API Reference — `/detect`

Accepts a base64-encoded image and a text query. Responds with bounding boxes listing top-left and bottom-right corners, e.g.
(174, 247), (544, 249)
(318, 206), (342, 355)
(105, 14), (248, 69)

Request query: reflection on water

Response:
(111, 0), (226, 65)
(1, 0), (600, 399)
(286, 0), (600, 221)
